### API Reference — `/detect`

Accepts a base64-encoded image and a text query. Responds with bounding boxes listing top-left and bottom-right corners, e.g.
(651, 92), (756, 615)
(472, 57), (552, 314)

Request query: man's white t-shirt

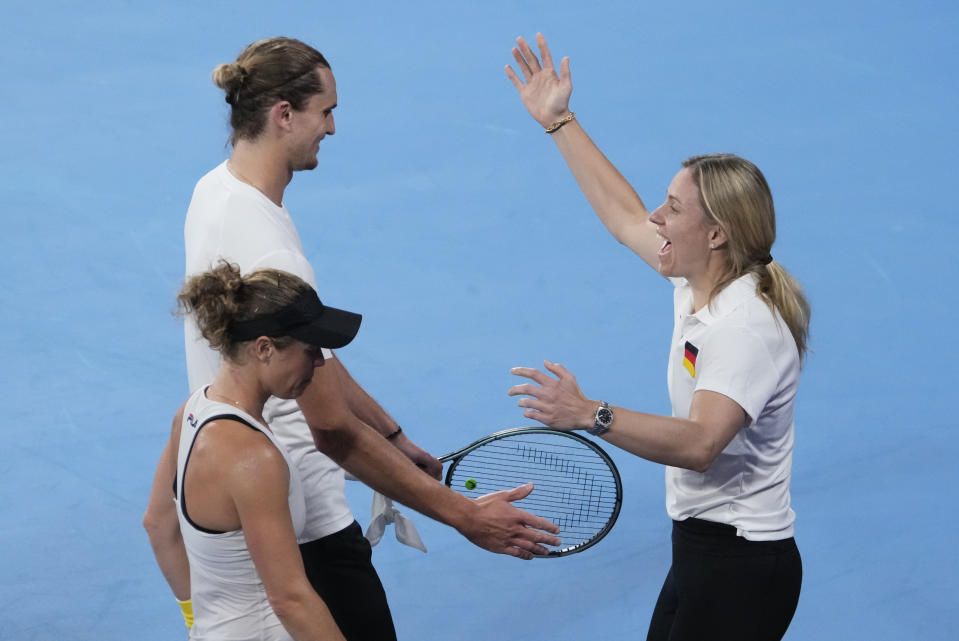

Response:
(183, 161), (354, 541)
(665, 274), (800, 541)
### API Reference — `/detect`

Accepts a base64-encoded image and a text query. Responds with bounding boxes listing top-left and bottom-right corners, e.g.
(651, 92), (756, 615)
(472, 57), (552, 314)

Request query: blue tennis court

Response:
(2, 1), (956, 639)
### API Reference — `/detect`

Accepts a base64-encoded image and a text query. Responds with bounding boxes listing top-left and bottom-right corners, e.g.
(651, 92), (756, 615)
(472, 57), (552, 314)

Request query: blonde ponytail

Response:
(683, 154), (811, 362)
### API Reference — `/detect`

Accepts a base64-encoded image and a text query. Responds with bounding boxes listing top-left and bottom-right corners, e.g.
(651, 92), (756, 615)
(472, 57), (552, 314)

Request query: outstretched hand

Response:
(462, 482), (561, 560)
(505, 33), (573, 128)
(508, 360), (593, 431)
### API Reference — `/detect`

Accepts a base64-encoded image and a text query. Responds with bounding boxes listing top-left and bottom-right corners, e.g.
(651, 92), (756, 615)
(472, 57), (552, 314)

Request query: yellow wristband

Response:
(177, 598), (194, 628)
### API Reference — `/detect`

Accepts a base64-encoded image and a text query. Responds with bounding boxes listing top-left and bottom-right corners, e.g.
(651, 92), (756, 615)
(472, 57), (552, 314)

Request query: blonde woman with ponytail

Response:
(506, 34), (807, 641)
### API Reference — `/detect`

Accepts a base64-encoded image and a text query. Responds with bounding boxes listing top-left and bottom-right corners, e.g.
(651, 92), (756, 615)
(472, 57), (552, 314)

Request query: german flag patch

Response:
(682, 341), (699, 378)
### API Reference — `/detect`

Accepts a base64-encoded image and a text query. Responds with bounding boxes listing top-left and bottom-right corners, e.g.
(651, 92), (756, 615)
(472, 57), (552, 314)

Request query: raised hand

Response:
(505, 33), (573, 128)
(508, 360), (593, 430)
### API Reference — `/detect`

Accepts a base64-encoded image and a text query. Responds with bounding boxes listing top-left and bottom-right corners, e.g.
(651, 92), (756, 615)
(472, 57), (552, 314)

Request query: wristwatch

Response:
(588, 401), (613, 436)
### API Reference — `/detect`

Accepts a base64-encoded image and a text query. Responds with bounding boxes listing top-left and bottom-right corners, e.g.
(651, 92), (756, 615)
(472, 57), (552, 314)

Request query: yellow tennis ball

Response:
(464, 478), (477, 490)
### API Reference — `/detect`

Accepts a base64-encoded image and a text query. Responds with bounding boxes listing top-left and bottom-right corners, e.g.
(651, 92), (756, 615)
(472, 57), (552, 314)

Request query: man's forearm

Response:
(297, 363), (560, 558)
(310, 413), (470, 528)
(327, 354), (398, 435)
(298, 358), (477, 533)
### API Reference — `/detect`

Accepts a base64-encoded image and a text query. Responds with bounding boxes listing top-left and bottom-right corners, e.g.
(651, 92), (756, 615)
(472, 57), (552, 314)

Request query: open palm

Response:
(505, 33), (573, 128)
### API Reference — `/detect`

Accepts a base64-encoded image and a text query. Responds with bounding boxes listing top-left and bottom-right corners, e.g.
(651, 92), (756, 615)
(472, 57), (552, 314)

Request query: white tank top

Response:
(176, 387), (306, 641)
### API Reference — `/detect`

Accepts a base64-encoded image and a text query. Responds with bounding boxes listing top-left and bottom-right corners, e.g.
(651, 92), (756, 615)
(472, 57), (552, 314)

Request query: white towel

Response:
(363, 491), (427, 552)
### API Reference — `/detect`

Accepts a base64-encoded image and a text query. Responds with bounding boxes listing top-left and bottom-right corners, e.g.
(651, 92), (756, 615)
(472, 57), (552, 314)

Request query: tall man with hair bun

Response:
(143, 36), (560, 640)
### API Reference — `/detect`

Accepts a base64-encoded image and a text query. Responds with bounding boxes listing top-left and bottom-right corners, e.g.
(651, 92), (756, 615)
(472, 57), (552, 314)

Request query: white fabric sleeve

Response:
(694, 326), (778, 424)
(244, 249), (318, 290)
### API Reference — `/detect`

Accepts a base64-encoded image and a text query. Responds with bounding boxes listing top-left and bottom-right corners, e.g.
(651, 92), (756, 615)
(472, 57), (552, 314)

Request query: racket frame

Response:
(440, 426), (623, 558)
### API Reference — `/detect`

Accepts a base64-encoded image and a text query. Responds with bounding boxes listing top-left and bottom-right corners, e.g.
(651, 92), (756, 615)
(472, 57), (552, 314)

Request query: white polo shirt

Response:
(183, 161), (355, 542)
(665, 273), (800, 541)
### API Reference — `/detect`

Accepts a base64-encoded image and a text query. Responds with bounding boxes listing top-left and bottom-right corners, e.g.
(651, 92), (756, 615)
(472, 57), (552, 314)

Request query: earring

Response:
(709, 243), (715, 249)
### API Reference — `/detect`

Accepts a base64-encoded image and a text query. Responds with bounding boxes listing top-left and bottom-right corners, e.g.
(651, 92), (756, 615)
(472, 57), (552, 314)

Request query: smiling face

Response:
(263, 339), (325, 399)
(287, 66), (337, 171)
(648, 168), (723, 282)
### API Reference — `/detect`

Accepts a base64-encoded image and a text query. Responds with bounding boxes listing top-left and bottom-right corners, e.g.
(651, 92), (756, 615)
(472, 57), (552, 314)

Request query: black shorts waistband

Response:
(674, 517), (739, 537)
(672, 518), (797, 556)
(300, 520), (363, 551)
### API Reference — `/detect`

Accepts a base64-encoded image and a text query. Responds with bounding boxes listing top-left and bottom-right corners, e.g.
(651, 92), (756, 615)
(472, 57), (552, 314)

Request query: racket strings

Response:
(452, 455), (613, 487)
(448, 436), (619, 549)
(450, 465), (617, 507)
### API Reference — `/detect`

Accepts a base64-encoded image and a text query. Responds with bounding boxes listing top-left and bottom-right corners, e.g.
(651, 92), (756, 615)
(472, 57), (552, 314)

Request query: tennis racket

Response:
(438, 427), (622, 557)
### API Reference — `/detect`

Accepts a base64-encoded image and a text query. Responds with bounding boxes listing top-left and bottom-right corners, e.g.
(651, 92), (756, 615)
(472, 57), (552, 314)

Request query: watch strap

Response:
(588, 401), (613, 436)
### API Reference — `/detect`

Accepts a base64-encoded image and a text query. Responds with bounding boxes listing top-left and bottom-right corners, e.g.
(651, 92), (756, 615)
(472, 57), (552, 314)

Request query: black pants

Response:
(299, 521), (397, 641)
(647, 518), (802, 641)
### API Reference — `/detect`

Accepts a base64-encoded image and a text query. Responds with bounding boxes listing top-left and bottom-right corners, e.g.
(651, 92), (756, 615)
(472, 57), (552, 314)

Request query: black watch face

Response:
(597, 407), (613, 425)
